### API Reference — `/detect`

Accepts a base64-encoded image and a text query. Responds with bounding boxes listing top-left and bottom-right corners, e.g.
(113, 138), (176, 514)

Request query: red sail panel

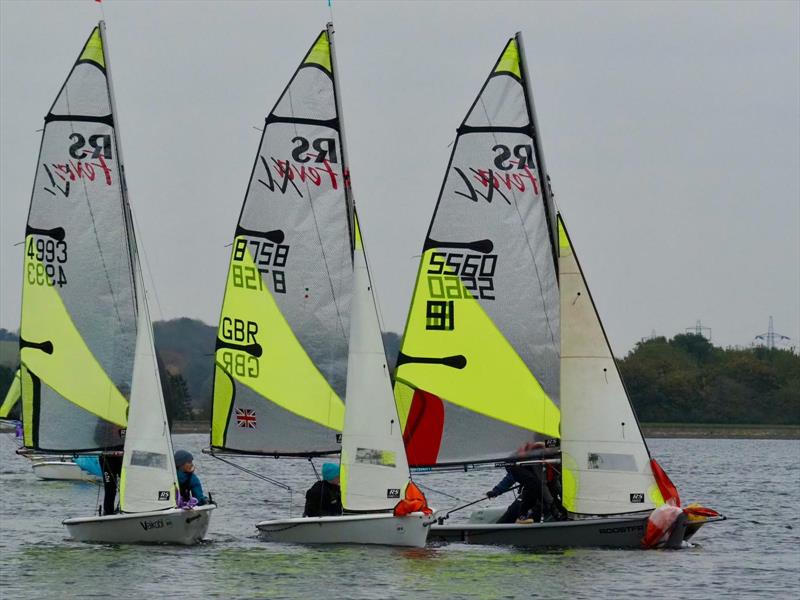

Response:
(403, 389), (444, 466)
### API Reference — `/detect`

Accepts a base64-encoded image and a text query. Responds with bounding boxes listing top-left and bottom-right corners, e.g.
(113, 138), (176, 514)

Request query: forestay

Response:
(340, 217), (410, 511)
(20, 25), (136, 453)
(394, 34), (560, 467)
(211, 29), (354, 456)
(558, 215), (663, 514)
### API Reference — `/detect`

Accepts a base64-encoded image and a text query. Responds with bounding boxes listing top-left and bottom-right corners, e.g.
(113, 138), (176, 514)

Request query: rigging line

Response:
(478, 96), (557, 347)
(308, 457), (321, 480)
(210, 453), (292, 492)
(413, 481), (462, 502)
(130, 208), (165, 321)
(287, 87), (349, 344)
(437, 486), (521, 524)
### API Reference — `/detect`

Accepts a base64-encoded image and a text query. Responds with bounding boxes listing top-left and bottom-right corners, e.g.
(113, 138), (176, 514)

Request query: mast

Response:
(326, 22), (355, 251)
(516, 32), (558, 279)
(98, 20), (138, 314)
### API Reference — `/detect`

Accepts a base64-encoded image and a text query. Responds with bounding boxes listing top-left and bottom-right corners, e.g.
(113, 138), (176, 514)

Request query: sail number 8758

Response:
(231, 238), (289, 294)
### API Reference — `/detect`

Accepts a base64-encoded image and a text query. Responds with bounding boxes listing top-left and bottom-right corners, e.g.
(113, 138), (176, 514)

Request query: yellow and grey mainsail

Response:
(394, 34), (560, 467)
(558, 215), (663, 515)
(211, 27), (354, 455)
(20, 24), (136, 453)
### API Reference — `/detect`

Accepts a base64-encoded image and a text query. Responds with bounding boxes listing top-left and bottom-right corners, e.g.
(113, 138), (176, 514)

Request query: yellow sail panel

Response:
(303, 30), (332, 73)
(558, 216), (571, 255)
(211, 364), (234, 448)
(78, 27), (105, 69)
(20, 246), (128, 427)
(353, 212), (363, 251)
(215, 237), (345, 431)
(494, 39), (521, 79)
(0, 369), (21, 418)
(396, 249), (559, 438)
(394, 380), (415, 431)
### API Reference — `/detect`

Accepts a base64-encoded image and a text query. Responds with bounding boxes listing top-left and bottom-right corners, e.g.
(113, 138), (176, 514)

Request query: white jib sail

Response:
(339, 218), (410, 512)
(119, 243), (178, 513)
(558, 216), (660, 515)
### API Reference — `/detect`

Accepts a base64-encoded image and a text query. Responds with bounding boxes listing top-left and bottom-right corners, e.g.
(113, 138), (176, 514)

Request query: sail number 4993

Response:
(26, 237), (67, 287)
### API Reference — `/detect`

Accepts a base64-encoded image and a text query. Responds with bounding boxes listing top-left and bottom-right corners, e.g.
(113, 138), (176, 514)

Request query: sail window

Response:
(355, 448), (396, 468)
(586, 453), (637, 472)
(130, 450), (167, 469)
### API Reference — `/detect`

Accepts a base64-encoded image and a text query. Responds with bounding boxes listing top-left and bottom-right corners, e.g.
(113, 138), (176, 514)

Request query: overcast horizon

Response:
(1, 0), (798, 353)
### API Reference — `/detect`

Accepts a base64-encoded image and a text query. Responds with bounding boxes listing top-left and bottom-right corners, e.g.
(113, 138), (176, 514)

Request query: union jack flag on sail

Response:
(235, 408), (257, 429)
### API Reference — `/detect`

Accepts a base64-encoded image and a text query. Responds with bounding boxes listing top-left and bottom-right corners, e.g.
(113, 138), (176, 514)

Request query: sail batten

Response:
(394, 34), (560, 467)
(211, 27), (353, 456)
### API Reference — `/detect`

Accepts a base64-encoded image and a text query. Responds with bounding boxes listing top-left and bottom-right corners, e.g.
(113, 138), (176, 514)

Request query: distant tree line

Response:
(619, 333), (799, 425)
(1, 323), (797, 426)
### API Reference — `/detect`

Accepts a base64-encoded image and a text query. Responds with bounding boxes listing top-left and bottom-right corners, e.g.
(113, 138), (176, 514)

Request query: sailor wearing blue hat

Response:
(304, 462), (343, 517)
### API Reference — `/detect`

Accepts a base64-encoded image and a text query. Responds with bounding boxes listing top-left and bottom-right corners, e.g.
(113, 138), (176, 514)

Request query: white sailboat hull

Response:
(63, 504), (215, 545)
(256, 512), (431, 547)
(32, 460), (100, 482)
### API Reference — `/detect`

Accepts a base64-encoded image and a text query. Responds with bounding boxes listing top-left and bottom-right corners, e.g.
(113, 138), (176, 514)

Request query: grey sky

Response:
(1, 0), (798, 354)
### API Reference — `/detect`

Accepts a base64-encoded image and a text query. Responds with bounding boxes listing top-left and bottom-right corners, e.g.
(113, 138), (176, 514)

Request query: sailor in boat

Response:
(487, 442), (567, 524)
(303, 463), (343, 518)
(174, 450), (208, 506)
(99, 452), (123, 515)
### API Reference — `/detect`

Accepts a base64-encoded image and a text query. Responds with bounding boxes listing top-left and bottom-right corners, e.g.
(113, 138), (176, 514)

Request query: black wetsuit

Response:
(99, 454), (123, 516)
(496, 464), (563, 523)
(303, 480), (343, 517)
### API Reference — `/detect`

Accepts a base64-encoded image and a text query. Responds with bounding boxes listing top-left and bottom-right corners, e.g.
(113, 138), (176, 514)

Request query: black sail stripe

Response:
(44, 113), (114, 126)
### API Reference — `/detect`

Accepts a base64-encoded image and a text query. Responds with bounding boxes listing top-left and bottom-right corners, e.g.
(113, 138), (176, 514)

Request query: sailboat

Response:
(3, 368), (100, 481)
(20, 22), (213, 544)
(394, 33), (722, 548)
(210, 24), (430, 547)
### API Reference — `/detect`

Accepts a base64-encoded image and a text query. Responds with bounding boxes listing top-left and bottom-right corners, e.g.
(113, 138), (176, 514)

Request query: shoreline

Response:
(169, 421), (800, 439)
(640, 423), (800, 439)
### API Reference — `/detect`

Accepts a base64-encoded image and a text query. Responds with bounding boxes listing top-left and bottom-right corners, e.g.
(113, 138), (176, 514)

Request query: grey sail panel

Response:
(211, 30), (352, 455)
(218, 376), (341, 456)
(394, 35), (561, 467)
(20, 25), (136, 453)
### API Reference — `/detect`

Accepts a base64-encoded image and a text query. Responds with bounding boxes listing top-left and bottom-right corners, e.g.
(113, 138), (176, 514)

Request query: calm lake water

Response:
(1, 434), (798, 599)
